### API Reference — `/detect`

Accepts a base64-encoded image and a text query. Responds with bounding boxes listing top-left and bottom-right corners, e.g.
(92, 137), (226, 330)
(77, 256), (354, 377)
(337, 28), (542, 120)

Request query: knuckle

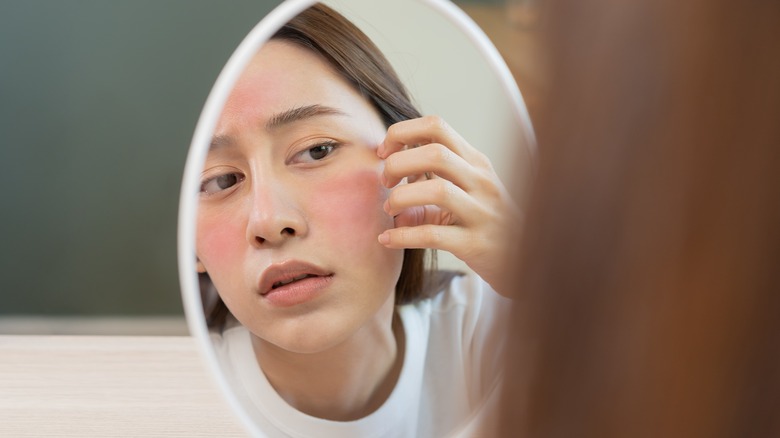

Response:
(434, 179), (455, 203)
(430, 143), (452, 164)
(386, 122), (401, 139)
(472, 150), (492, 169)
(474, 171), (492, 190)
(423, 115), (449, 135)
(475, 169), (501, 195)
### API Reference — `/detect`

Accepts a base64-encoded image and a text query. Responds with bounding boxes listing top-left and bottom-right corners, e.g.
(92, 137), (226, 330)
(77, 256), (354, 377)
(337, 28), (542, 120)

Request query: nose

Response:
(245, 177), (308, 247)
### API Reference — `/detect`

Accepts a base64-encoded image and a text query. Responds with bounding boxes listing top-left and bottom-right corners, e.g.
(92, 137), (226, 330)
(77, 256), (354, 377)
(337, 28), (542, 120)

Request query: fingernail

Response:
(378, 232), (390, 245)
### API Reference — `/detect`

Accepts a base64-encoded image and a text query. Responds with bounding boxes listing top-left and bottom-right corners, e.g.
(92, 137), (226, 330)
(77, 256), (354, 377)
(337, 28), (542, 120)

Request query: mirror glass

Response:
(179, 0), (534, 436)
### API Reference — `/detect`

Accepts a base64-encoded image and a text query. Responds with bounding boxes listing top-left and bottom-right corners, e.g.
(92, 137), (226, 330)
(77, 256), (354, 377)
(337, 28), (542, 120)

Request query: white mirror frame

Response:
(178, 0), (535, 435)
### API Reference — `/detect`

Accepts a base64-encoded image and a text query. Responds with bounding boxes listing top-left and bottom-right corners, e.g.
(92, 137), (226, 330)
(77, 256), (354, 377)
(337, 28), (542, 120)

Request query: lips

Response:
(272, 274), (316, 289)
(257, 260), (333, 296)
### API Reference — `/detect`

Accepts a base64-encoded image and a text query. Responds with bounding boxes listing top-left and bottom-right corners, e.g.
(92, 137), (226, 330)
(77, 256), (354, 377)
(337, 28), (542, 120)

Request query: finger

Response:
(406, 173), (430, 184)
(377, 224), (471, 255)
(384, 178), (484, 224)
(392, 205), (428, 228)
(392, 204), (456, 229)
(382, 143), (479, 190)
(379, 116), (489, 167)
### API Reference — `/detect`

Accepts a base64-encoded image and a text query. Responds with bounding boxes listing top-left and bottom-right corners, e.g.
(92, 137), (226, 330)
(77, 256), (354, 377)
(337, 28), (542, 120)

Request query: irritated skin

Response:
(197, 34), (516, 422)
(196, 41), (404, 420)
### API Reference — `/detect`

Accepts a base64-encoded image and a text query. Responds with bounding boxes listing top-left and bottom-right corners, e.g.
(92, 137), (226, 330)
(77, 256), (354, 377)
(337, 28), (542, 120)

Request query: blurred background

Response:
(0, 0), (541, 334)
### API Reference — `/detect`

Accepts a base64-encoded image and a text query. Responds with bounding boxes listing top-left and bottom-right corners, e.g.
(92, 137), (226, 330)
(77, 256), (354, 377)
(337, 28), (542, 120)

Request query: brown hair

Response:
(202, 3), (444, 329)
(497, 0), (780, 436)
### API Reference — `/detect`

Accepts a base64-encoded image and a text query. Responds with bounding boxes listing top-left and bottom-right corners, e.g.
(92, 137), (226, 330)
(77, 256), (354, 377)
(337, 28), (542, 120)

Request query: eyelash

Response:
(200, 141), (341, 196)
(200, 171), (245, 196)
(290, 140), (341, 164)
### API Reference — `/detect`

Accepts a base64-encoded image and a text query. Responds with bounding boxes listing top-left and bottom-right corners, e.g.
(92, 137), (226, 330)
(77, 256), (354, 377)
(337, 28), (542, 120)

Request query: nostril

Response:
(282, 227), (295, 236)
(255, 236), (265, 244)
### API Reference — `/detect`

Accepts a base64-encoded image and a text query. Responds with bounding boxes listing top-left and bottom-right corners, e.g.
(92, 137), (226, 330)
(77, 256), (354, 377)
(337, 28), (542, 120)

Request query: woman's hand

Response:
(377, 116), (519, 296)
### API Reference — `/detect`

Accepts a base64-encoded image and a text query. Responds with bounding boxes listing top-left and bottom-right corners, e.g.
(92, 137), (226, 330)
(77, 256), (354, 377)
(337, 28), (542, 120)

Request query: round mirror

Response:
(179, 0), (534, 436)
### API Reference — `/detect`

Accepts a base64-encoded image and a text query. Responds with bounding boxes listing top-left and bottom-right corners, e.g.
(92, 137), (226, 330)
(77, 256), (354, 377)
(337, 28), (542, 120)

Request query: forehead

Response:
(218, 40), (365, 130)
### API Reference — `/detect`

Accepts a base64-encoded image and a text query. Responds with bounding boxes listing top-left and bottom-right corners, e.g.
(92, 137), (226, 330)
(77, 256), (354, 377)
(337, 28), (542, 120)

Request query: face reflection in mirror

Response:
(197, 40), (403, 357)
(183, 1), (533, 436)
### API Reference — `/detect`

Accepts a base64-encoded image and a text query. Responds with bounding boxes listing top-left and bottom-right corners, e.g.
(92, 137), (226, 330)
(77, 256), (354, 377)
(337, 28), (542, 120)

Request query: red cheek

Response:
(306, 169), (391, 245)
(197, 212), (245, 269)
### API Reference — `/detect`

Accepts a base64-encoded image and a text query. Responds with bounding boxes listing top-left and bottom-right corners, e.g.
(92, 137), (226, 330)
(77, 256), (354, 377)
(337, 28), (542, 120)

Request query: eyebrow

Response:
(209, 134), (233, 151)
(209, 104), (347, 151)
(266, 104), (347, 130)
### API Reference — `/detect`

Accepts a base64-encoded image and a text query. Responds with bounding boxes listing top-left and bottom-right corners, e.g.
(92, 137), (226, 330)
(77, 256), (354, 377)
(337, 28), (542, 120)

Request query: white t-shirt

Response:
(210, 273), (510, 437)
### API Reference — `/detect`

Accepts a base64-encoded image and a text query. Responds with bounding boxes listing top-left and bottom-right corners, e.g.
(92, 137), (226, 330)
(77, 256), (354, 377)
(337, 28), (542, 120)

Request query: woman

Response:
(195, 4), (516, 436)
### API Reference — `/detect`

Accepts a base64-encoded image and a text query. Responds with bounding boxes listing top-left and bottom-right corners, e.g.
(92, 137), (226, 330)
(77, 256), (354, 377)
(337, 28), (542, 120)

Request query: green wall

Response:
(0, 1), (280, 315)
(0, 0), (497, 316)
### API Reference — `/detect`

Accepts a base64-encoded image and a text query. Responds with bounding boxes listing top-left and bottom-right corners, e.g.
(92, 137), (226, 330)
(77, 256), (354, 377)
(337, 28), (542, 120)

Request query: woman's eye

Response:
(200, 173), (244, 195)
(293, 141), (340, 163)
(308, 144), (333, 160)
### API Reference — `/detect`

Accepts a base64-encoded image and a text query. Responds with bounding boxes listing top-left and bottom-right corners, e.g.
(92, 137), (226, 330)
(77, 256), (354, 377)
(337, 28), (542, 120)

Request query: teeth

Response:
(272, 274), (312, 289)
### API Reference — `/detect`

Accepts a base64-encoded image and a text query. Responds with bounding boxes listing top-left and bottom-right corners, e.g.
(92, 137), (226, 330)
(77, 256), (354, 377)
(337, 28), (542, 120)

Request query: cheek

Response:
(306, 169), (392, 242)
(196, 211), (245, 271)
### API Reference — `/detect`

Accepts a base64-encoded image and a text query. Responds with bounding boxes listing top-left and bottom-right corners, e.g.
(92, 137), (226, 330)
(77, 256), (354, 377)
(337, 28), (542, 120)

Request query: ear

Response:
(196, 259), (207, 274)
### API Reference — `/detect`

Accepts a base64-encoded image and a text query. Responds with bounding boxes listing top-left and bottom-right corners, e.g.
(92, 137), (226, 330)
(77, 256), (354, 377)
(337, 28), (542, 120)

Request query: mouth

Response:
(271, 273), (323, 290)
(258, 260), (333, 296)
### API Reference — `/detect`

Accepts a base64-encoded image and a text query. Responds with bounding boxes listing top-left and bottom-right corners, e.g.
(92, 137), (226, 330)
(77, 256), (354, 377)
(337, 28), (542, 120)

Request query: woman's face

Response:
(196, 40), (403, 353)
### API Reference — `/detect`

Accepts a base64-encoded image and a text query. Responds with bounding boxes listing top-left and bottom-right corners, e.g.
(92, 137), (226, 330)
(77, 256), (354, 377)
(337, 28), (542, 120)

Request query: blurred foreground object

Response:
(498, 0), (780, 436)
(506, 0), (540, 29)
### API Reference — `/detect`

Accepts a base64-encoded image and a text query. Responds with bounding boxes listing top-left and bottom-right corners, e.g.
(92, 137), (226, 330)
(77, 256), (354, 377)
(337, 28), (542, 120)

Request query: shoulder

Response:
(415, 272), (510, 319)
(400, 272), (511, 350)
(399, 273), (510, 435)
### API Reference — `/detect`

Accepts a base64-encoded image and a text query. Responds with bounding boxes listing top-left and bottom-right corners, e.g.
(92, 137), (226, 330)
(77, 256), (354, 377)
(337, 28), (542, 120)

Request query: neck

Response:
(251, 299), (405, 421)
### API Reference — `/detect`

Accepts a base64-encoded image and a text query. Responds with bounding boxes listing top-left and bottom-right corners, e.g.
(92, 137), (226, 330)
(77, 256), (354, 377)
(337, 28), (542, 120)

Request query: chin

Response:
(255, 318), (361, 355)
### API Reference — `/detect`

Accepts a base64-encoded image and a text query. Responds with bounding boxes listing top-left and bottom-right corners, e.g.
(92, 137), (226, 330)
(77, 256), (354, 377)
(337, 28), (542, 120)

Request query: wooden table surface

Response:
(0, 335), (247, 437)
